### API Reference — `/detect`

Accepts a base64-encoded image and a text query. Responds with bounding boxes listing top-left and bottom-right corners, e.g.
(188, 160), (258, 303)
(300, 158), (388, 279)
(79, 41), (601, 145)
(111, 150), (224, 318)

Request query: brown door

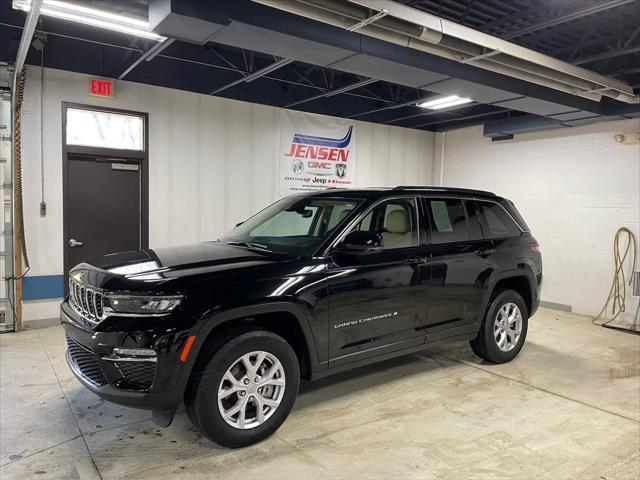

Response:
(64, 155), (142, 278)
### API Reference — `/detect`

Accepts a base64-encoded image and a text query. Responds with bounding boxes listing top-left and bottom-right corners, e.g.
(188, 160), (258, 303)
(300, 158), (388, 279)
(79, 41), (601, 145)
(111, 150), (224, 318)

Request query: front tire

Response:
(187, 329), (300, 448)
(470, 289), (528, 363)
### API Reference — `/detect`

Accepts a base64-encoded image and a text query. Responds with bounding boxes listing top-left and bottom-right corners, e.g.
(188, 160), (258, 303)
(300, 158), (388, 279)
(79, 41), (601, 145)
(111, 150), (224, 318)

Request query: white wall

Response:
(441, 120), (640, 322)
(21, 67), (434, 322)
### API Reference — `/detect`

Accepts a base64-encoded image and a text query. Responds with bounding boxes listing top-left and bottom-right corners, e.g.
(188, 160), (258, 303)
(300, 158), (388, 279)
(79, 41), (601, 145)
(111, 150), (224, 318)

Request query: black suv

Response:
(62, 186), (541, 447)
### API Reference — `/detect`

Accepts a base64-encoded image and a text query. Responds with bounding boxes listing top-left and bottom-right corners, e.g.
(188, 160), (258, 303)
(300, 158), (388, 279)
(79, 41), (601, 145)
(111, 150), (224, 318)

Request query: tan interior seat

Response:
(382, 210), (412, 249)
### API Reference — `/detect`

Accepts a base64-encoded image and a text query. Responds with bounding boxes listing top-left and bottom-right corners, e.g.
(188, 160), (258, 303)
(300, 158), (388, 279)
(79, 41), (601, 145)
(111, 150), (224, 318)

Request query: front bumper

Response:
(61, 301), (193, 413)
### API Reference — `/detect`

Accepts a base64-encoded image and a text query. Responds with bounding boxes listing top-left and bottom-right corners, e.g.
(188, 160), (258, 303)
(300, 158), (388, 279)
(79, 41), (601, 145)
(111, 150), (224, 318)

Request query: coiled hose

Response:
(3, 67), (30, 331)
(13, 67), (30, 272)
(592, 227), (637, 328)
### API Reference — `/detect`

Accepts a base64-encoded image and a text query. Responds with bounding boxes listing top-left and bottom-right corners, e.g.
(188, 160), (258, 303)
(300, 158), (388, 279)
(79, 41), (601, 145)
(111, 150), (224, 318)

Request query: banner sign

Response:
(279, 110), (356, 195)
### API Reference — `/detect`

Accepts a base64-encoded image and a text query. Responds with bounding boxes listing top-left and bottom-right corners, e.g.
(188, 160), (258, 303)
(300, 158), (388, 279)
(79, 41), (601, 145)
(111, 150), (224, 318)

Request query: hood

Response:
(73, 242), (290, 291)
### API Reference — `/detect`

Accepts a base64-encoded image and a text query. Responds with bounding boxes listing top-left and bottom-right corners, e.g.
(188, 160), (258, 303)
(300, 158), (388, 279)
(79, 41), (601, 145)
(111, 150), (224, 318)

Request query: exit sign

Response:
(89, 78), (115, 98)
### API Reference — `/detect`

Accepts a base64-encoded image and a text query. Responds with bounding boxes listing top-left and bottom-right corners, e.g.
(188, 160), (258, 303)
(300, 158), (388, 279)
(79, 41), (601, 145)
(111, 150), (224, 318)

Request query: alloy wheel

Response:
(217, 351), (286, 430)
(493, 302), (522, 352)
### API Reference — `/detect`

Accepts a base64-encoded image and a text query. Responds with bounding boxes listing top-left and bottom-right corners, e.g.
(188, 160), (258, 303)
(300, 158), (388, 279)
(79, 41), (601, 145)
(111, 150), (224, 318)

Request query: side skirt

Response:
(313, 330), (476, 381)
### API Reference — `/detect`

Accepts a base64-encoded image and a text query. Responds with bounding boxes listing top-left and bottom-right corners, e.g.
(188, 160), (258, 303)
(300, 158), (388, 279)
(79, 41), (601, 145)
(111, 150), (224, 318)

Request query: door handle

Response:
(404, 256), (424, 265)
(475, 248), (496, 257)
(68, 238), (83, 247)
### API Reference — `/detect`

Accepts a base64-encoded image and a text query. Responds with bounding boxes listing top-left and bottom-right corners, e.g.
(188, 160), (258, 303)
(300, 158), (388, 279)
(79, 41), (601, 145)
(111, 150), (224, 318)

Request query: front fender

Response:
(174, 301), (324, 400)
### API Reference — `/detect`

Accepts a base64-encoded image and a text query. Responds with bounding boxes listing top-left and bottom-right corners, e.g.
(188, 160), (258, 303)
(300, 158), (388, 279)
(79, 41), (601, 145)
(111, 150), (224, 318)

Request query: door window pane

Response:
(464, 200), (484, 241)
(476, 201), (522, 238)
(66, 108), (144, 150)
(427, 199), (470, 244)
(355, 209), (374, 232)
(353, 198), (419, 250)
(326, 203), (355, 231)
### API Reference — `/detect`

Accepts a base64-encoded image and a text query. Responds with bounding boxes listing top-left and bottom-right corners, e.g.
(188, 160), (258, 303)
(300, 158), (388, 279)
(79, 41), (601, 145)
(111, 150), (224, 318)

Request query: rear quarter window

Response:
(476, 200), (522, 238)
(500, 199), (530, 232)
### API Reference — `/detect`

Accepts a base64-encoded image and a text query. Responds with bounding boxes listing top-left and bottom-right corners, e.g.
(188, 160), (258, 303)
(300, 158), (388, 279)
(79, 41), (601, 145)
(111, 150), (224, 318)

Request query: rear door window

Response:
(476, 200), (522, 238)
(425, 198), (470, 244)
(464, 200), (484, 241)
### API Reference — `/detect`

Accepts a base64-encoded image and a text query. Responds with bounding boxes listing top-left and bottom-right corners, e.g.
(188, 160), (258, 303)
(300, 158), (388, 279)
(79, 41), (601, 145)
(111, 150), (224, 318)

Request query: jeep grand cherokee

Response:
(61, 186), (542, 448)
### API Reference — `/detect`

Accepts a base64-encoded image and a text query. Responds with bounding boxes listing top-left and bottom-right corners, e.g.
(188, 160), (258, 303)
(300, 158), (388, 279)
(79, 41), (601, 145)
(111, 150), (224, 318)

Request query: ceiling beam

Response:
(572, 45), (640, 65)
(501, 0), (636, 40)
(414, 109), (513, 129)
(380, 107), (461, 125)
(118, 38), (175, 80)
(285, 78), (378, 108)
(210, 57), (293, 95)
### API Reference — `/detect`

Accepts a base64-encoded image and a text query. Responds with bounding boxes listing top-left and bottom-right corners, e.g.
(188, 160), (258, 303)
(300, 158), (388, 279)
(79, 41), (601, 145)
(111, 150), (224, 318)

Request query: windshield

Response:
(222, 196), (362, 256)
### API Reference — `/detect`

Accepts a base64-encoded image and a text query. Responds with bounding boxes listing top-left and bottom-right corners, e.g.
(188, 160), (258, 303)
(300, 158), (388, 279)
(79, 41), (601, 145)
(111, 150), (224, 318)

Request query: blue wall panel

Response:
(23, 275), (65, 301)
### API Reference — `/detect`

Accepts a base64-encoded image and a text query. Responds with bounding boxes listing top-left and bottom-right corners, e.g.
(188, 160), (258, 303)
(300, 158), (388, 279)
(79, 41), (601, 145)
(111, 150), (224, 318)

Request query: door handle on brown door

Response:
(68, 238), (83, 247)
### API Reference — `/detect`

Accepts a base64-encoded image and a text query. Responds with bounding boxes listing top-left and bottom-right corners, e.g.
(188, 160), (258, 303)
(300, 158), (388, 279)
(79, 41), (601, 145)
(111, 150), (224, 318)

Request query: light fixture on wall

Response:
(13, 0), (166, 41)
(417, 95), (473, 110)
(614, 133), (640, 145)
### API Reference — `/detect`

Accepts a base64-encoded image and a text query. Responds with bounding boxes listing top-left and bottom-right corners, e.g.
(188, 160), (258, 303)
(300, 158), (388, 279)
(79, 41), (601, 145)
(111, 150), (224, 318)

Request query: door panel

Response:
(424, 198), (500, 330)
(65, 156), (141, 278)
(327, 197), (429, 366)
(327, 250), (429, 365)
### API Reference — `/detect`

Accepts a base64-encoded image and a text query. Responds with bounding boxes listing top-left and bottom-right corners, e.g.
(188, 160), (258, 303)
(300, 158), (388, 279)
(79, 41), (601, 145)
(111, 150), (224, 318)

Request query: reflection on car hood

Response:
(88, 242), (287, 279)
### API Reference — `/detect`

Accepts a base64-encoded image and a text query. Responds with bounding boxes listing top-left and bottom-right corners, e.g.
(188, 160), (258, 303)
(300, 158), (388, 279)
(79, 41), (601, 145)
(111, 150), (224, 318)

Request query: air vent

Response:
(632, 271), (640, 298)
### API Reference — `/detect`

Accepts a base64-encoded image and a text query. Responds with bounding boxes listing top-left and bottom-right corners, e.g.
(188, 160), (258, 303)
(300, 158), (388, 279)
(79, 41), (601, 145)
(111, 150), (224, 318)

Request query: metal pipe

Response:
(210, 58), (293, 95)
(12, 0), (42, 103)
(286, 77), (377, 107)
(39, 44), (44, 213)
(350, 0), (635, 96)
(119, 38), (175, 80)
(255, 0), (639, 104)
(502, 0), (636, 40)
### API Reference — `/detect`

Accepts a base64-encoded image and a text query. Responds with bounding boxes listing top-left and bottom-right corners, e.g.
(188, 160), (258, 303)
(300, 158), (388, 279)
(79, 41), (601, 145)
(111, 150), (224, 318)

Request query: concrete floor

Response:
(1, 308), (638, 480)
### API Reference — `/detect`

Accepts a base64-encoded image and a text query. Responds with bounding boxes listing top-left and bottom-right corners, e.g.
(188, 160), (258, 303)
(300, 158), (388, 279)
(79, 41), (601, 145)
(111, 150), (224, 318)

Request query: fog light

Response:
(112, 347), (156, 358)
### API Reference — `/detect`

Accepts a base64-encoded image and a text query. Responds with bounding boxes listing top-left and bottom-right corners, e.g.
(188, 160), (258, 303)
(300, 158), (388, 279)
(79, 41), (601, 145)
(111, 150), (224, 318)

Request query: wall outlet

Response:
(40, 201), (46, 217)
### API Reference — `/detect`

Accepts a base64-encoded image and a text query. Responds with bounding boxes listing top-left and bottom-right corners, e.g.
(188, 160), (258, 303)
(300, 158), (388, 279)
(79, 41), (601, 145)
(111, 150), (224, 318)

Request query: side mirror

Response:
(338, 231), (384, 253)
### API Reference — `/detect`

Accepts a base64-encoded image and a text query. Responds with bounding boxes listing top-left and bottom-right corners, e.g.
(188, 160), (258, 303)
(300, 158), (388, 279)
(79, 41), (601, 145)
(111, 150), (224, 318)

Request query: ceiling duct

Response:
(253, 0), (639, 105)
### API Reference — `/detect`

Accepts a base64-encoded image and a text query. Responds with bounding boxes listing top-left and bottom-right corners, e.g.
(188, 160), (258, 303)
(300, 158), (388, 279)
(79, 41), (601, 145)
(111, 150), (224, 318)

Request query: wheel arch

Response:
(488, 271), (535, 316)
(181, 303), (320, 390)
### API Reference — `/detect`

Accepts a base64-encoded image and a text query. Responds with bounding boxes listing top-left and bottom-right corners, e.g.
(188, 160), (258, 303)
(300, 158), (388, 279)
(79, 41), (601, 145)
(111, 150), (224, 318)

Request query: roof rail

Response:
(393, 185), (496, 196)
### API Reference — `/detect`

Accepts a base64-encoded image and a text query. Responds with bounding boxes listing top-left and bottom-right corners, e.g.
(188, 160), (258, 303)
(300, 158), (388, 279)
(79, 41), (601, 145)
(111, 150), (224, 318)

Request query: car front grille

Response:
(115, 361), (156, 389)
(66, 335), (108, 387)
(69, 278), (104, 325)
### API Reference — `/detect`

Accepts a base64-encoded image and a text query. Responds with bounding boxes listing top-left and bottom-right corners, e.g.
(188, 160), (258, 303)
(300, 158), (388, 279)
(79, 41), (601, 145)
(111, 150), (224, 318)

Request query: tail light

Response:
(530, 242), (540, 253)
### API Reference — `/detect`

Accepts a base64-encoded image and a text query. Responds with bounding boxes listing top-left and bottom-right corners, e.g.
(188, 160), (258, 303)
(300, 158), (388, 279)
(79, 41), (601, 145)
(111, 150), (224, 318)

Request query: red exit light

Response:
(89, 78), (114, 98)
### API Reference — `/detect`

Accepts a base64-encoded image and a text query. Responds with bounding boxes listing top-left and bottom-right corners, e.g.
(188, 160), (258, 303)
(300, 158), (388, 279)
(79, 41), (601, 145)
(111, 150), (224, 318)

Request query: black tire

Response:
(186, 329), (300, 448)
(470, 289), (528, 364)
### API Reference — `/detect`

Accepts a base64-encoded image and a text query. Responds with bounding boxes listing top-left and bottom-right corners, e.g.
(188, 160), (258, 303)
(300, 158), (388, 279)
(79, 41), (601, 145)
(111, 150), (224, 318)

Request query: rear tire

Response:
(470, 289), (528, 363)
(186, 329), (299, 448)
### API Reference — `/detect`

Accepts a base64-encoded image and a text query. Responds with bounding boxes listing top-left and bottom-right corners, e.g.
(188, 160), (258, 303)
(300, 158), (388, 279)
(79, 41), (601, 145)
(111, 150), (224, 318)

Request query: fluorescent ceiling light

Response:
(417, 95), (473, 110)
(13, 0), (165, 41)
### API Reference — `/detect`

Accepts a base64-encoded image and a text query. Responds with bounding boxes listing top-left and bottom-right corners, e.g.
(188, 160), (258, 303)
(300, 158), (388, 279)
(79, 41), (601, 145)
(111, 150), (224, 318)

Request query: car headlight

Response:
(104, 294), (183, 315)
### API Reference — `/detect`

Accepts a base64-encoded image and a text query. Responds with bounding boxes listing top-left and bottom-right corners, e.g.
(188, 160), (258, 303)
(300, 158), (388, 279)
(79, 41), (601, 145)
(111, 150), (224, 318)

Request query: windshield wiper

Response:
(225, 241), (271, 252)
